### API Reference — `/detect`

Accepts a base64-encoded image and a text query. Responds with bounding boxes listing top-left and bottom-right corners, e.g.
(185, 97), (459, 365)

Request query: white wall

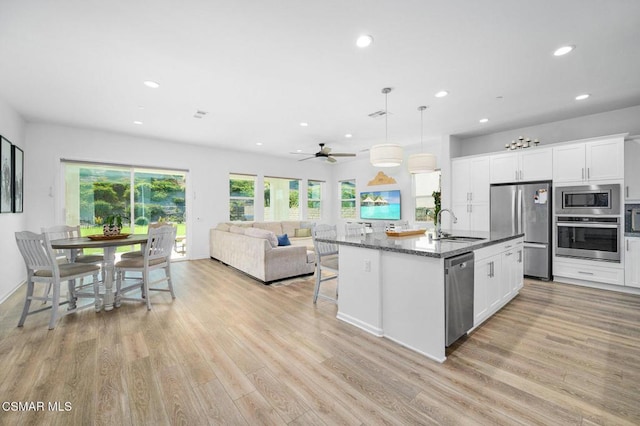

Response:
(457, 105), (640, 157)
(0, 98), (26, 303)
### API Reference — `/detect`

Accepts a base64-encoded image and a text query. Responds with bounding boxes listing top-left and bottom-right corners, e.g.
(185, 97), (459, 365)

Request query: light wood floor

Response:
(1, 259), (640, 425)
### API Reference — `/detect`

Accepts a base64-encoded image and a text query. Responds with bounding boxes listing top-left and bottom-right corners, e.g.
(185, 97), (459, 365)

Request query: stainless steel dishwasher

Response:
(445, 252), (475, 347)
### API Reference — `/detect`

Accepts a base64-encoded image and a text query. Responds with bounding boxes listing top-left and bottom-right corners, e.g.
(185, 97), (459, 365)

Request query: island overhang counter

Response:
(316, 230), (524, 362)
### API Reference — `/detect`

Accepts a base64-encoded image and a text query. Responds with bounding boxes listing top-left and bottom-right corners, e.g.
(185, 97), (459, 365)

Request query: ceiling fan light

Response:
(408, 153), (436, 174)
(370, 143), (403, 167)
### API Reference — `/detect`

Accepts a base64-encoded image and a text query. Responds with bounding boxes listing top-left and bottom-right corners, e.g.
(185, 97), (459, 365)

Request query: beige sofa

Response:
(209, 221), (316, 283)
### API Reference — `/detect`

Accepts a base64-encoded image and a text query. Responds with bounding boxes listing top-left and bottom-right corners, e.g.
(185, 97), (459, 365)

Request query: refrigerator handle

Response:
(511, 188), (516, 235)
(517, 188), (523, 234)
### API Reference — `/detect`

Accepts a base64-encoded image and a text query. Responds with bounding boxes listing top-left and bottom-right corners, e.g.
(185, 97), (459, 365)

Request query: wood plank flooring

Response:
(1, 259), (640, 425)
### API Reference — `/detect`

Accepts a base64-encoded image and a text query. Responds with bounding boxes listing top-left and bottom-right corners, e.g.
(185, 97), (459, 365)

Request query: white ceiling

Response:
(1, 0), (639, 160)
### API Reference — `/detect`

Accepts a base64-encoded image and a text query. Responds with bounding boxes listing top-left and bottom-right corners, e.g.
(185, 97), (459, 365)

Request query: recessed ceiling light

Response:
(479, 118), (489, 123)
(554, 45), (575, 56)
(256, 142), (263, 146)
(133, 120), (143, 125)
(345, 133), (353, 138)
(356, 35), (374, 48)
(296, 149), (302, 153)
(575, 93), (590, 100)
(299, 122), (308, 127)
(143, 80), (160, 89)
(435, 90), (449, 98)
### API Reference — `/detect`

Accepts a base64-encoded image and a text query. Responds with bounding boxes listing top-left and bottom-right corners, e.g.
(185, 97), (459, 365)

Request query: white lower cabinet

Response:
(473, 237), (524, 327)
(625, 237), (640, 288)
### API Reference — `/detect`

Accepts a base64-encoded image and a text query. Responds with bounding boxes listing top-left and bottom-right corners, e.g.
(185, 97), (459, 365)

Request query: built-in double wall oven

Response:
(555, 184), (621, 262)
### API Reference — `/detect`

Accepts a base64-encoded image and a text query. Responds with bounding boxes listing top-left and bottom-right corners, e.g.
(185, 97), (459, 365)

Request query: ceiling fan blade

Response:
(321, 146), (331, 154)
(290, 151), (315, 155)
(298, 156), (316, 161)
(329, 153), (356, 157)
(327, 156), (337, 163)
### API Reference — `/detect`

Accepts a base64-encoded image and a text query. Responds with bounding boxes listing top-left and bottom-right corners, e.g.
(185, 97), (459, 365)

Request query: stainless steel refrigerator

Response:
(490, 182), (552, 280)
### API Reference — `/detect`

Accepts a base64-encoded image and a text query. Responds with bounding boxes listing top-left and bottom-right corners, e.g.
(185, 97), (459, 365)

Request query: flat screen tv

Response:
(360, 190), (401, 220)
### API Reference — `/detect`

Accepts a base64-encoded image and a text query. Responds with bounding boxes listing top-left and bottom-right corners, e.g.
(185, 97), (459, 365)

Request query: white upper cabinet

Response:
(624, 138), (640, 201)
(490, 148), (552, 183)
(553, 137), (624, 184)
(451, 156), (490, 231)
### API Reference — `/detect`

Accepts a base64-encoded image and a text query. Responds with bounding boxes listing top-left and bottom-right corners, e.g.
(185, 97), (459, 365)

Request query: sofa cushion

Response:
(245, 227), (278, 247)
(277, 234), (291, 246)
(216, 223), (231, 232)
(229, 225), (246, 234)
(294, 228), (311, 237)
(254, 222), (283, 235)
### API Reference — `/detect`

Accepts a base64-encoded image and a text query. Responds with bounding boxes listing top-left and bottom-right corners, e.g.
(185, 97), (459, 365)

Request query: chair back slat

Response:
(145, 225), (177, 262)
(41, 225), (82, 259)
(312, 224), (338, 257)
(345, 223), (366, 237)
(15, 231), (57, 273)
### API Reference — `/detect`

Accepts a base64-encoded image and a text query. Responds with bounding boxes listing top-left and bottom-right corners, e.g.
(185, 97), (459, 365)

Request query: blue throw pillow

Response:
(277, 234), (291, 246)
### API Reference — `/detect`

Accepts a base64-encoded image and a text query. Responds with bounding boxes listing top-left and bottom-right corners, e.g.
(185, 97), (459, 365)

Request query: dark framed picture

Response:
(0, 136), (12, 213)
(12, 145), (23, 213)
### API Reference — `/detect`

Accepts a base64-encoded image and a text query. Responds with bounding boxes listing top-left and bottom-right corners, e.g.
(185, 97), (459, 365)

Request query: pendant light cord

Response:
(385, 92), (388, 143)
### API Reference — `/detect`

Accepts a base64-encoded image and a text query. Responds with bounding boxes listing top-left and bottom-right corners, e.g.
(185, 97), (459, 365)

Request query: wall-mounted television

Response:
(360, 190), (401, 220)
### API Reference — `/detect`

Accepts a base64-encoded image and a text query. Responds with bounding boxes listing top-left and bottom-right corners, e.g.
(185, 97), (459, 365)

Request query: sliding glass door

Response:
(63, 161), (187, 258)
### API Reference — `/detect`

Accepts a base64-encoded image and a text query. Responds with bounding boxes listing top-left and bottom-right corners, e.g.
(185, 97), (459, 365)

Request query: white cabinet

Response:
(451, 156), (490, 231)
(625, 139), (640, 201)
(553, 137), (624, 184)
(490, 148), (552, 183)
(473, 254), (501, 325)
(625, 237), (640, 288)
(473, 238), (524, 327)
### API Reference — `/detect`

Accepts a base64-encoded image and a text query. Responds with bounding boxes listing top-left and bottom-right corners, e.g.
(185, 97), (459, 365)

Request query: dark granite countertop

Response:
(317, 229), (524, 259)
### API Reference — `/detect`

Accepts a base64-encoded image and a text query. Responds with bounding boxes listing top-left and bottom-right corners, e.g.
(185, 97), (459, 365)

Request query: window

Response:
(340, 180), (356, 219)
(414, 171), (441, 223)
(264, 177), (300, 221)
(307, 180), (323, 220)
(63, 161), (187, 257)
(229, 174), (255, 221)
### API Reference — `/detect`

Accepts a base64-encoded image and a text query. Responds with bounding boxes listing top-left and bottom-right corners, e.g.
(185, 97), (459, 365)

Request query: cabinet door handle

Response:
(587, 167), (590, 179)
(515, 170), (518, 181)
(627, 240), (630, 251)
(505, 252), (512, 257)
(519, 170), (523, 180)
(578, 271), (594, 275)
(518, 250), (523, 263)
(626, 186), (629, 198)
(488, 261), (494, 277)
(581, 168), (584, 180)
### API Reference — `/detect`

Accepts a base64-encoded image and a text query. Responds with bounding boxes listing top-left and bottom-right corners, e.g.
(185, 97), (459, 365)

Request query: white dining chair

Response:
(120, 222), (174, 259)
(311, 224), (339, 304)
(345, 222), (367, 237)
(41, 225), (104, 302)
(115, 225), (177, 310)
(15, 231), (101, 329)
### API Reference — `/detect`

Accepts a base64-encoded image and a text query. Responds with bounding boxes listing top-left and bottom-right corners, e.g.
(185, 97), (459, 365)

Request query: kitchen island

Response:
(317, 229), (524, 362)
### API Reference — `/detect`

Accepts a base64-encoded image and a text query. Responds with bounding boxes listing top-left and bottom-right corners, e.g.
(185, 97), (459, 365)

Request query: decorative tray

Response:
(87, 233), (131, 241)
(385, 229), (427, 237)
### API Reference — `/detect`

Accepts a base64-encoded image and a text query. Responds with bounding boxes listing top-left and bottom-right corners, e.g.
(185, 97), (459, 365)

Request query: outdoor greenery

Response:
(78, 168), (186, 225)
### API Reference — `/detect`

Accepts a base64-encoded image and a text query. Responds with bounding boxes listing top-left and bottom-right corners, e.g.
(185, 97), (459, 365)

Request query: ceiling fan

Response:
(291, 143), (356, 163)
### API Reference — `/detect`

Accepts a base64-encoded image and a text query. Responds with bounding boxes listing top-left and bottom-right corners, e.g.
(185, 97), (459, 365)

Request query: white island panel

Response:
(337, 245), (383, 336)
(381, 252), (446, 362)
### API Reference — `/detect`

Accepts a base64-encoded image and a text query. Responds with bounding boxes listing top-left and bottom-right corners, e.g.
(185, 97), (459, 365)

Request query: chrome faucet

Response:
(436, 208), (458, 238)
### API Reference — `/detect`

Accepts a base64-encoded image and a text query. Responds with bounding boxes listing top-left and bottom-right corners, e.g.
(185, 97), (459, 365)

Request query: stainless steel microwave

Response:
(555, 184), (620, 215)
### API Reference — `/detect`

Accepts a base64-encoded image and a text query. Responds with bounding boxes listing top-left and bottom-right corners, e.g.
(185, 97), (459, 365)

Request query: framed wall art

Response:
(0, 136), (12, 213)
(12, 144), (23, 213)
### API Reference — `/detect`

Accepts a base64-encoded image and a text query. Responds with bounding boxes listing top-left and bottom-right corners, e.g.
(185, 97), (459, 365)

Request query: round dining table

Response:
(50, 234), (149, 311)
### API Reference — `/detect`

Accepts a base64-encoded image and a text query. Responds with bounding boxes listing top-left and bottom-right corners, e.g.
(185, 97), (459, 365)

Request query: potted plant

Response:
(103, 214), (123, 236)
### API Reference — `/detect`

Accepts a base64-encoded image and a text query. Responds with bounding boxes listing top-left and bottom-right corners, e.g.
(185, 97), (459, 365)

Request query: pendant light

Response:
(370, 88), (404, 167)
(407, 105), (436, 174)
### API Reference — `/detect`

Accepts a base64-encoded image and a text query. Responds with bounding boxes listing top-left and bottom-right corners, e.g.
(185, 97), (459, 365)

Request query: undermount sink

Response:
(438, 236), (485, 242)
